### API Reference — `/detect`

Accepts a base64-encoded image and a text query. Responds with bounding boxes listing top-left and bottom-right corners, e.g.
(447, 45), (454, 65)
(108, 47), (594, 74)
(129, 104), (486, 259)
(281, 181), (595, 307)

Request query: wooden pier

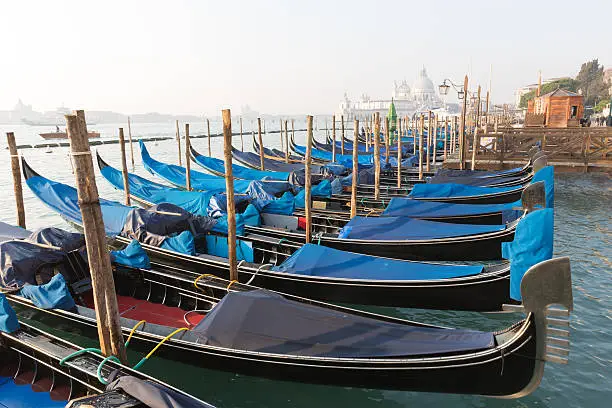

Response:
(444, 126), (612, 173)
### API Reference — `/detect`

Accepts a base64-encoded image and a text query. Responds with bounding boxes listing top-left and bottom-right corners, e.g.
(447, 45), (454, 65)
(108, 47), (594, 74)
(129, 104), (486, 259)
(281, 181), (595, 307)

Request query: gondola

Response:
(291, 132), (537, 189)
(98, 150), (544, 227)
(24, 159), (528, 262)
(2, 232), (573, 396)
(22, 157), (553, 310)
(1, 297), (213, 407)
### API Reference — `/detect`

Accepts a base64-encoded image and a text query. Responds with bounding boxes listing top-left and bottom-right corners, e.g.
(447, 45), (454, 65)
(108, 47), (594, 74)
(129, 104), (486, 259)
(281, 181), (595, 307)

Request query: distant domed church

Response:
(337, 67), (455, 120)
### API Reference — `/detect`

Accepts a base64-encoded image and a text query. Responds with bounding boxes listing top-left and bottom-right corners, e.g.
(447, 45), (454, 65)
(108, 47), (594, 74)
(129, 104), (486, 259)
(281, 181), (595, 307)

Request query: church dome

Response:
(412, 68), (436, 100)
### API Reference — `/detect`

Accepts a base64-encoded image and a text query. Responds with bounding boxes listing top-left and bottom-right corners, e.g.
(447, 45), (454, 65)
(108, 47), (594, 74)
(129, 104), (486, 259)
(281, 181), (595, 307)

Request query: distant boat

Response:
(22, 118), (96, 126)
(39, 131), (100, 140)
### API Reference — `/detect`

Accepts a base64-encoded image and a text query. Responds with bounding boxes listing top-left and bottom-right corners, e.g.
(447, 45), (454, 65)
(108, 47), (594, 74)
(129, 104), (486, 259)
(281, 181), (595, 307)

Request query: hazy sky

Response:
(1, 0), (610, 116)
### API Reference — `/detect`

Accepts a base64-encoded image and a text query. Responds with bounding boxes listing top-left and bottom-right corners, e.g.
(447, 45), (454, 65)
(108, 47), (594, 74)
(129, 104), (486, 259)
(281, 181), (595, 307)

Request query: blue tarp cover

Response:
(193, 152), (291, 181)
(1, 239), (73, 290)
(408, 182), (517, 199)
(19, 273), (75, 310)
(26, 174), (132, 236)
(382, 198), (518, 218)
(100, 158), (216, 217)
(192, 289), (494, 357)
(110, 240), (151, 269)
(338, 216), (506, 240)
(272, 244), (483, 280)
(293, 143), (375, 167)
(502, 209), (554, 301)
(531, 166), (554, 208)
(0, 293), (19, 333)
(0, 375), (66, 408)
(140, 141), (295, 197)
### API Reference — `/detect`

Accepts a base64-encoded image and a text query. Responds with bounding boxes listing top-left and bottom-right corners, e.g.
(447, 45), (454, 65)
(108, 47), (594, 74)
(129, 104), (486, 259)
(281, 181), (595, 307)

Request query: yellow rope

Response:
(226, 280), (238, 291)
(125, 320), (146, 346)
(133, 327), (190, 370)
(145, 327), (189, 359)
(193, 273), (216, 290)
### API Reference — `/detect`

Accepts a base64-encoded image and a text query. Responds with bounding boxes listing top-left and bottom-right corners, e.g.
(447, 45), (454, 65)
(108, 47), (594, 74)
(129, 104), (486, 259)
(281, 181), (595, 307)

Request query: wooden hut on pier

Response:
(525, 88), (584, 128)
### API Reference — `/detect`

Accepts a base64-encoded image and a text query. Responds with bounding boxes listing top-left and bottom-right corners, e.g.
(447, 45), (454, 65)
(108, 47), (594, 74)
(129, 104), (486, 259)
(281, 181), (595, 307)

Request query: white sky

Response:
(1, 0), (610, 116)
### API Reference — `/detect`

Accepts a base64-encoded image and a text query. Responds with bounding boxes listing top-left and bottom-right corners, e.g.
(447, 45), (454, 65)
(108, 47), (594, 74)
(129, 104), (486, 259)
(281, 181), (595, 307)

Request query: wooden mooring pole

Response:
(443, 116), (448, 161)
(239, 117), (244, 151)
(279, 119), (284, 153)
(257, 118), (265, 170)
(304, 116), (313, 243)
(185, 124), (192, 191)
(284, 119), (289, 163)
(397, 117), (402, 188)
(426, 111), (432, 172)
(118, 128), (131, 206)
(350, 119), (359, 218)
(341, 115), (345, 156)
(471, 126), (479, 171)
(6, 132), (26, 228)
(412, 117), (417, 155)
(459, 75), (469, 169)
(432, 115), (438, 166)
(175, 120), (182, 166)
(221, 110), (238, 281)
(384, 117), (390, 165)
(332, 115), (337, 162)
(127, 117), (135, 170)
(65, 111), (127, 363)
(207, 118), (212, 157)
(418, 114), (424, 180)
(373, 112), (381, 200)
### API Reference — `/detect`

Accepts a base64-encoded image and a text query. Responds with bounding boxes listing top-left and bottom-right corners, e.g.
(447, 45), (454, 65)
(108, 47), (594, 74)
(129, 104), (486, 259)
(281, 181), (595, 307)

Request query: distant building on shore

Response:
(337, 68), (459, 120)
(514, 77), (570, 108)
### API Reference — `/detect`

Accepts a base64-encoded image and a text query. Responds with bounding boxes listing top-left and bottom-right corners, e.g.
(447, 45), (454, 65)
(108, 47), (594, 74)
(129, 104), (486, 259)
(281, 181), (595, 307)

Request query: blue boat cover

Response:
(140, 141), (295, 197)
(26, 174), (133, 236)
(192, 289), (494, 357)
(19, 273), (75, 310)
(338, 216), (506, 240)
(110, 240), (151, 269)
(382, 198), (519, 218)
(0, 293), (19, 333)
(502, 209), (553, 301)
(27, 228), (85, 252)
(272, 244), (484, 280)
(193, 152), (291, 181)
(292, 143), (375, 167)
(531, 166), (554, 208)
(408, 182), (517, 199)
(160, 230), (196, 255)
(0, 239), (70, 290)
(100, 158), (217, 217)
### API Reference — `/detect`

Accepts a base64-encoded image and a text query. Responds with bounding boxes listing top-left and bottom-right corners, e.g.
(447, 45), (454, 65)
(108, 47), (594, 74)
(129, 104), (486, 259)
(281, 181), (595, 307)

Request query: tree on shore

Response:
(519, 59), (610, 109)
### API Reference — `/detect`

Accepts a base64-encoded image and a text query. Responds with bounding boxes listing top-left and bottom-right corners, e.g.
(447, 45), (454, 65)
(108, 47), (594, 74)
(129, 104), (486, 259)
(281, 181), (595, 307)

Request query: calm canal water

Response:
(1, 122), (610, 407)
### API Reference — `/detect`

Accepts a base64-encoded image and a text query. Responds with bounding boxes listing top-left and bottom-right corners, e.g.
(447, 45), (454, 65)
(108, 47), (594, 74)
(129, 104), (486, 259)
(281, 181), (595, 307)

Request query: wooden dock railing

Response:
(461, 127), (612, 172)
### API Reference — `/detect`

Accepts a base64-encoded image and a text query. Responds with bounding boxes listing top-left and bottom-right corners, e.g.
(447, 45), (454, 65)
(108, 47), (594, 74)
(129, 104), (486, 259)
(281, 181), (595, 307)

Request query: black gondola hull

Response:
(9, 299), (538, 396)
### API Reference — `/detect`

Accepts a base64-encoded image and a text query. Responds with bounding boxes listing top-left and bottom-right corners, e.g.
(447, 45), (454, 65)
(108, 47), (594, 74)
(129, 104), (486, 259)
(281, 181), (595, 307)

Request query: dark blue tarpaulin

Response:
(408, 182), (518, 199)
(272, 244), (483, 280)
(382, 198), (519, 218)
(338, 216), (506, 240)
(192, 290), (494, 357)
